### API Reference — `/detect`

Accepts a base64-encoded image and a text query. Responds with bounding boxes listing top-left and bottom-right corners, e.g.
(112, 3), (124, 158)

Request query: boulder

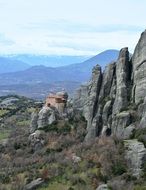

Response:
(72, 154), (81, 163)
(85, 124), (97, 141)
(123, 124), (135, 139)
(124, 139), (146, 178)
(29, 130), (45, 151)
(25, 178), (44, 190)
(96, 184), (109, 190)
(112, 111), (132, 139)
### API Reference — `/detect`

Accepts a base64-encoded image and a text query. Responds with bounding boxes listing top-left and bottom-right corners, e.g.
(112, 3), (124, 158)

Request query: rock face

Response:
(74, 65), (102, 140)
(124, 139), (146, 178)
(73, 30), (146, 141)
(30, 111), (38, 133)
(132, 30), (146, 103)
(29, 130), (45, 151)
(74, 65), (102, 125)
(112, 48), (130, 115)
(37, 106), (59, 129)
(139, 97), (146, 128)
(30, 91), (69, 134)
(30, 106), (59, 133)
(73, 34), (146, 178)
(112, 111), (132, 139)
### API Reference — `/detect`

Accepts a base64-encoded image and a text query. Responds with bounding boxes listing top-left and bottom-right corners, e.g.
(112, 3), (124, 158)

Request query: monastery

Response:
(45, 91), (68, 114)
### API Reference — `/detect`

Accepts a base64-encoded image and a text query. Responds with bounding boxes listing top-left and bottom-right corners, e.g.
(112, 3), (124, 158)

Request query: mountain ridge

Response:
(0, 57), (30, 73)
(0, 49), (119, 83)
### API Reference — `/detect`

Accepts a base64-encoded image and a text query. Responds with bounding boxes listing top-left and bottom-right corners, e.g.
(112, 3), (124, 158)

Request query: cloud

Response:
(0, 33), (15, 46)
(22, 20), (144, 34)
(0, 0), (146, 55)
(0, 29), (141, 55)
(6, 20), (141, 55)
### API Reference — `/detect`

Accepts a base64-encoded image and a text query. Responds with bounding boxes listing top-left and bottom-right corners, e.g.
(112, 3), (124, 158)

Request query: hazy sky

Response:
(0, 0), (146, 55)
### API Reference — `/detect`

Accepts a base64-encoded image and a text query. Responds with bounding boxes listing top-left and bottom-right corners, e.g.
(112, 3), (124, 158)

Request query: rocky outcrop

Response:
(74, 65), (102, 127)
(29, 130), (45, 151)
(124, 139), (146, 178)
(24, 178), (44, 190)
(74, 48), (132, 140)
(37, 106), (59, 129)
(96, 184), (109, 190)
(112, 48), (130, 115)
(132, 30), (146, 103)
(30, 106), (59, 133)
(112, 111), (132, 139)
(139, 97), (146, 128)
(73, 30), (146, 141)
(30, 111), (38, 133)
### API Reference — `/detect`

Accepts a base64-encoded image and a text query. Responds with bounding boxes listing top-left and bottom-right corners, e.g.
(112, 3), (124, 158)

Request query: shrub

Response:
(112, 161), (127, 175)
(132, 128), (146, 147)
(14, 142), (21, 150)
(138, 135), (146, 147)
(69, 175), (86, 186)
(0, 174), (10, 184)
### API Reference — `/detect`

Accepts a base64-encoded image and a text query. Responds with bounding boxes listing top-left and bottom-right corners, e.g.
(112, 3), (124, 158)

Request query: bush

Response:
(40, 122), (71, 134)
(14, 142), (21, 150)
(132, 128), (146, 147)
(138, 135), (146, 147)
(0, 173), (11, 184)
(112, 161), (127, 175)
(69, 175), (86, 186)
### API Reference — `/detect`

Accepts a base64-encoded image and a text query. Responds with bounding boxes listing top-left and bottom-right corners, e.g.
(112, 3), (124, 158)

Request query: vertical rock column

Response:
(112, 47), (130, 115)
(111, 48), (132, 138)
(132, 30), (146, 103)
(73, 65), (102, 141)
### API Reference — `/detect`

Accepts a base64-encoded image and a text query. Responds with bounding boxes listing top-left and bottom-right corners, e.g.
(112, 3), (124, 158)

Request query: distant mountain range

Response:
(4, 54), (89, 67)
(0, 57), (30, 73)
(0, 49), (119, 98)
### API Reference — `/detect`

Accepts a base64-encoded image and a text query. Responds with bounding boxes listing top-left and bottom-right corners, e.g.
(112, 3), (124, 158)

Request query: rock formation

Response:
(29, 106), (59, 133)
(124, 139), (146, 178)
(132, 31), (146, 103)
(37, 106), (59, 129)
(73, 30), (146, 140)
(45, 91), (68, 115)
(30, 111), (38, 133)
(30, 91), (68, 133)
(73, 29), (146, 177)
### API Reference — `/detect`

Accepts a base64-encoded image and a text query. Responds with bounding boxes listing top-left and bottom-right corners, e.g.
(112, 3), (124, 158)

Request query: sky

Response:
(0, 0), (146, 55)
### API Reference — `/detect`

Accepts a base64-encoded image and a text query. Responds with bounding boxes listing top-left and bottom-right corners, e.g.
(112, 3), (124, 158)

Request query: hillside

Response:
(0, 50), (119, 84)
(0, 31), (146, 190)
(0, 50), (119, 98)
